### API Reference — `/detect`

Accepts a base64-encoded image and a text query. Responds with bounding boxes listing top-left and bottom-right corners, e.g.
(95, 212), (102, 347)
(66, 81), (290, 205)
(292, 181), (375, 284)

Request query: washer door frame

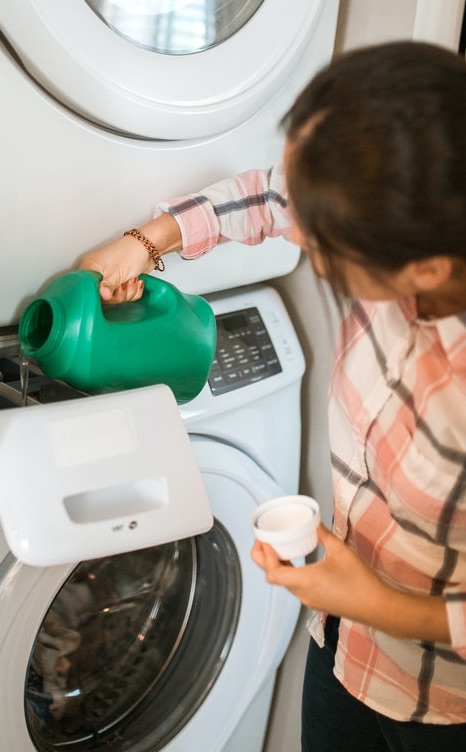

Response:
(0, 436), (300, 751)
(0, 0), (329, 137)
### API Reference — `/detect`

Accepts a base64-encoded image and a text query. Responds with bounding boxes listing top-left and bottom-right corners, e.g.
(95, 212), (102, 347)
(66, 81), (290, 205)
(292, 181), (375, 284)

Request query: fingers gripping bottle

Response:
(18, 271), (217, 404)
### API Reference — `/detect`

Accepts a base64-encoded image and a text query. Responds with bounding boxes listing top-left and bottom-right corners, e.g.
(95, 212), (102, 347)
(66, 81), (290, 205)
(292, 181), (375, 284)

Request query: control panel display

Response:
(209, 307), (282, 395)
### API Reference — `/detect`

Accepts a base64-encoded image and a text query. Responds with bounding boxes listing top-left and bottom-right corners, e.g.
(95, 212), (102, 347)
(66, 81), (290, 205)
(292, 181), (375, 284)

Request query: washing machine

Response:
(0, 1), (338, 749)
(0, 282), (305, 751)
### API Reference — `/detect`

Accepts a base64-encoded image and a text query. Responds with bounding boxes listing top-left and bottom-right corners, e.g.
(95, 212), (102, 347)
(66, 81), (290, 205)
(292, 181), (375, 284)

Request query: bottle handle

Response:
(139, 274), (178, 313)
(85, 271), (177, 314)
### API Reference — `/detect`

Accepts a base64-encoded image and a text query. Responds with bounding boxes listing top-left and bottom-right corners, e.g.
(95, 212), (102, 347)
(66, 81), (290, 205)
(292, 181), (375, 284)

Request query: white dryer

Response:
(0, 283), (306, 752)
(0, 0), (340, 322)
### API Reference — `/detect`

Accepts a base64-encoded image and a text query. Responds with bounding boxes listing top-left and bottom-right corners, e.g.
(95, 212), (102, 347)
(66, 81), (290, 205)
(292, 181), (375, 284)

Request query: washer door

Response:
(0, 0), (330, 137)
(0, 436), (300, 751)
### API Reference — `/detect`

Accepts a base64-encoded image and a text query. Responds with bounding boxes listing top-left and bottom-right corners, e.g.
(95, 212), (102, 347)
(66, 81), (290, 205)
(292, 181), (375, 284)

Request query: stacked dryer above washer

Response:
(0, 2), (340, 750)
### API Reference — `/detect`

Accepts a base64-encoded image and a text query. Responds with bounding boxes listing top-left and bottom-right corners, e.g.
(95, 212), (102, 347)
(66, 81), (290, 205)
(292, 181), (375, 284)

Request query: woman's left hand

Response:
(252, 521), (452, 643)
(251, 523), (390, 629)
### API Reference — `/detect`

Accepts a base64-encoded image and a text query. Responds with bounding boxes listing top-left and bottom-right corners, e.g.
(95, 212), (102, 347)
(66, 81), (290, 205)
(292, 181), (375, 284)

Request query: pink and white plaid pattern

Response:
(156, 165), (293, 257)
(319, 297), (466, 722)
(157, 167), (466, 723)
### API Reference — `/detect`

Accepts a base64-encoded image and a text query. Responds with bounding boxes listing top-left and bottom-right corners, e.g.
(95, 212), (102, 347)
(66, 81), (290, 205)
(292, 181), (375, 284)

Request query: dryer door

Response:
(0, 436), (300, 752)
(0, 0), (333, 137)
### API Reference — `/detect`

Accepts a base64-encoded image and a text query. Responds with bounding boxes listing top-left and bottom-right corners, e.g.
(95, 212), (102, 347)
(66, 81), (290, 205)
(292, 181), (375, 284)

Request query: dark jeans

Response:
(302, 616), (466, 752)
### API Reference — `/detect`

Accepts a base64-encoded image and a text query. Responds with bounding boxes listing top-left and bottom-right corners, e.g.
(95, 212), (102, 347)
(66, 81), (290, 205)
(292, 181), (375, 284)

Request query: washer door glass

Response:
(25, 521), (241, 751)
(84, 0), (264, 55)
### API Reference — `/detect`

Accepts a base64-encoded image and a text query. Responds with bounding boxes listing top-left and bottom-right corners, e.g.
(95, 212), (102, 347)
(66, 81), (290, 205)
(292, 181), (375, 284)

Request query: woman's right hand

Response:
(79, 234), (154, 304)
(79, 212), (183, 304)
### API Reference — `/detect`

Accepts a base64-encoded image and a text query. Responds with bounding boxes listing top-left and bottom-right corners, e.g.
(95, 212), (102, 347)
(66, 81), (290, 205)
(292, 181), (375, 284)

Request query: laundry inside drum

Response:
(24, 521), (241, 751)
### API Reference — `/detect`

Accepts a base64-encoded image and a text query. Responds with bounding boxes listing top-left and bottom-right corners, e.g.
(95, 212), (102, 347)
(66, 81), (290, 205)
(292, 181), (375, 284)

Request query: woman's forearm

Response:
(136, 212), (183, 256)
(376, 585), (450, 643)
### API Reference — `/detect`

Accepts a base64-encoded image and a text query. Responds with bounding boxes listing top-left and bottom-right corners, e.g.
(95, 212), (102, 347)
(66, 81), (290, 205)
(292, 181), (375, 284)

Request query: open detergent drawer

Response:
(0, 384), (213, 566)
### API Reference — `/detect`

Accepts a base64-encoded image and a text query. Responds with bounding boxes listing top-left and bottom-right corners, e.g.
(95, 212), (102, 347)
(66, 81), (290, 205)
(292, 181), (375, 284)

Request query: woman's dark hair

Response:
(282, 41), (466, 286)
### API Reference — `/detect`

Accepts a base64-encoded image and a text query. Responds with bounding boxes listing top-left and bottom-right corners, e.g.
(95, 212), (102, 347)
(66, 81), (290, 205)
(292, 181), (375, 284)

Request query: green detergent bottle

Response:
(18, 271), (217, 403)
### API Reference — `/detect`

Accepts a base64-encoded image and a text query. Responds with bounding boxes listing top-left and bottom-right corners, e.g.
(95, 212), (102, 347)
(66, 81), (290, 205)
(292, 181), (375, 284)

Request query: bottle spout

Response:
(19, 298), (64, 358)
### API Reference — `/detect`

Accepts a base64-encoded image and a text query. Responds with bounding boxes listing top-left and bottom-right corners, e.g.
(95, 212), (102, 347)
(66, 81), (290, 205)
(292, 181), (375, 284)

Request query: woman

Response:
(81, 41), (466, 750)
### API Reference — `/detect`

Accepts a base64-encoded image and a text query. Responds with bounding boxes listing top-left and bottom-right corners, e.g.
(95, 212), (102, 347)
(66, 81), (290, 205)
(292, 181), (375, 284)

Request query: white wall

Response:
(334, 0), (464, 53)
(263, 2), (465, 750)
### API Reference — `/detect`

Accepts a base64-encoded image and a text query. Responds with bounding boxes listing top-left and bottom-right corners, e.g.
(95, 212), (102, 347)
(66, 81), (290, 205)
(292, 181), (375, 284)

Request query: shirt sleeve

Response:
(153, 164), (293, 259)
(445, 584), (466, 659)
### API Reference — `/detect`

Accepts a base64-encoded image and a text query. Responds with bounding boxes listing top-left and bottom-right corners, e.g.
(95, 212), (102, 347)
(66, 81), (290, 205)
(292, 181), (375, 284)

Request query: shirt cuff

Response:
(154, 197), (220, 260)
(445, 584), (466, 658)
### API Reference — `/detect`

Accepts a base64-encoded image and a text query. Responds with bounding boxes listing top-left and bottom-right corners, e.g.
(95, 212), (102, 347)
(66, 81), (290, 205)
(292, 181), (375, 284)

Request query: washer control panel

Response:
(209, 307), (282, 395)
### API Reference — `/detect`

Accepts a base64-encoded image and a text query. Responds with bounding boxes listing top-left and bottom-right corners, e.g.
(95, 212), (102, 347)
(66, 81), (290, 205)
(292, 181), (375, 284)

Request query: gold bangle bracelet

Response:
(123, 228), (166, 272)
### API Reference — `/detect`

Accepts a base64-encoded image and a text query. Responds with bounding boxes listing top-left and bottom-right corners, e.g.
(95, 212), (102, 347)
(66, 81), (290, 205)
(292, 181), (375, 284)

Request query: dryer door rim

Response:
(0, 0), (330, 138)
